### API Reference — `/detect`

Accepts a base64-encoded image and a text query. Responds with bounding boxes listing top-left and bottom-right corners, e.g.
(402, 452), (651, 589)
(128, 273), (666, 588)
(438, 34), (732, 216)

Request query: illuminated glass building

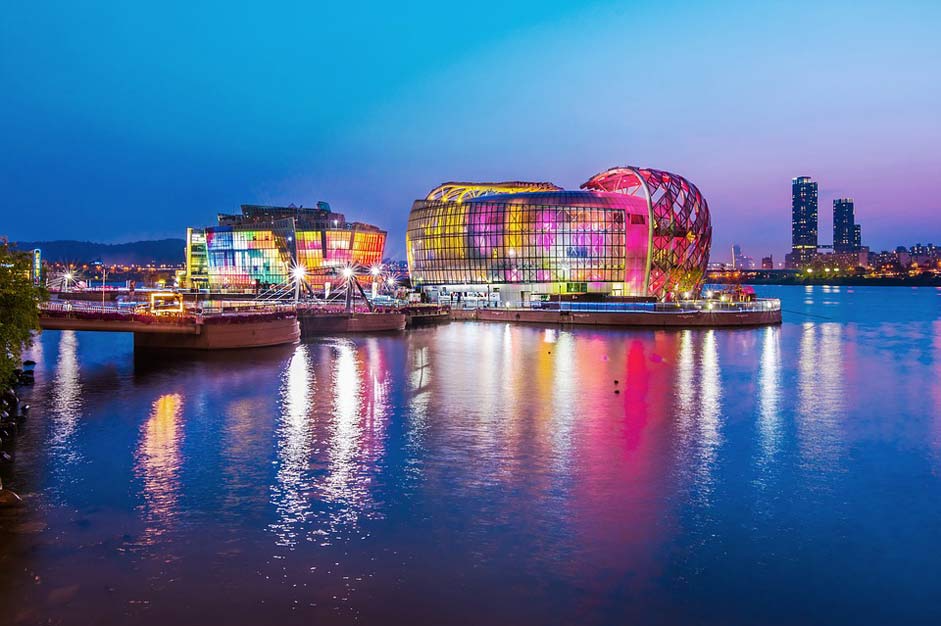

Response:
(789, 176), (818, 267)
(833, 198), (862, 253)
(406, 167), (711, 301)
(185, 203), (386, 290)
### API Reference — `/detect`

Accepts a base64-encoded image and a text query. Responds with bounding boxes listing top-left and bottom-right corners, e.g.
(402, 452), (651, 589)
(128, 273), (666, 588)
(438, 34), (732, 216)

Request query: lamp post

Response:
(292, 264), (306, 303)
(342, 266), (354, 312)
(370, 265), (381, 300)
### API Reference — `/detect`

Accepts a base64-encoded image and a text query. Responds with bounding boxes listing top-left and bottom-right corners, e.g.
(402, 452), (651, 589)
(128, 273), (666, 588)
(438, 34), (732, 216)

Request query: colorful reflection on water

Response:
(136, 393), (183, 545)
(2, 286), (941, 625)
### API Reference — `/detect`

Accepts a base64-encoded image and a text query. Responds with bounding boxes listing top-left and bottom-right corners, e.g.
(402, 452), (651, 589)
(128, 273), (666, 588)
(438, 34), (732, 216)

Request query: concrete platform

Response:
(450, 304), (781, 328)
(133, 317), (300, 350)
(298, 312), (406, 337)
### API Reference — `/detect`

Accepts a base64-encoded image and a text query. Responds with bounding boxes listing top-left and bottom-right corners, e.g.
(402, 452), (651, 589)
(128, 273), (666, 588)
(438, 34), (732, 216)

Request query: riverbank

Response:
(708, 274), (941, 287)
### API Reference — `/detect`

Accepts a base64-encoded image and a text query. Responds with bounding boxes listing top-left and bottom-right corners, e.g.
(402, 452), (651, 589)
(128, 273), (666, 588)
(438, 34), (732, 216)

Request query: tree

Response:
(0, 239), (47, 391)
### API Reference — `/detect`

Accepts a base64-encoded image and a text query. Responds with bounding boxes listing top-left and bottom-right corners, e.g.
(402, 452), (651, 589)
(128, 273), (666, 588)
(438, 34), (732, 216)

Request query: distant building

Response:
(761, 255), (774, 270)
(871, 249), (912, 270)
(790, 176), (818, 267)
(833, 198), (860, 253)
(811, 249), (870, 271)
(731, 244), (755, 269)
(185, 203), (386, 290)
(911, 243), (937, 256)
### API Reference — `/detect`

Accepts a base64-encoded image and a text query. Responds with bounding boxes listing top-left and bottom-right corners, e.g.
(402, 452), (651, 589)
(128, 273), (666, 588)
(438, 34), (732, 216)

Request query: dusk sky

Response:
(2, 0), (939, 261)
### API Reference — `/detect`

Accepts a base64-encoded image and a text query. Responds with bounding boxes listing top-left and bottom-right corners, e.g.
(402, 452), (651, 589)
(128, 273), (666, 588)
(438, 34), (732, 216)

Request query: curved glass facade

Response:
(406, 167), (711, 299)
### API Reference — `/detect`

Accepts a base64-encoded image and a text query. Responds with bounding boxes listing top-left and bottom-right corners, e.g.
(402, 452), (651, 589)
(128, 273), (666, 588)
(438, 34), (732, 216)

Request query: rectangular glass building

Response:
(833, 198), (857, 253)
(790, 176), (818, 267)
(185, 203), (386, 291)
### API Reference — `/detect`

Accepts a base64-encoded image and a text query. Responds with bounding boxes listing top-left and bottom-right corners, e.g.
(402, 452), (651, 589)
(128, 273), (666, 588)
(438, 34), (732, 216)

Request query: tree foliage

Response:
(0, 239), (47, 390)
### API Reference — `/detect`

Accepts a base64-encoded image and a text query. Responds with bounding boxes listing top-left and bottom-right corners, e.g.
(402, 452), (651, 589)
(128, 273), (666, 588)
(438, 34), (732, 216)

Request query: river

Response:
(1, 285), (940, 625)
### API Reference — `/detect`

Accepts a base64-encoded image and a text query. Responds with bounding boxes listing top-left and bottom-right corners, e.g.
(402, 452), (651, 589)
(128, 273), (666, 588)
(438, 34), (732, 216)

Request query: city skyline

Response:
(2, 1), (940, 262)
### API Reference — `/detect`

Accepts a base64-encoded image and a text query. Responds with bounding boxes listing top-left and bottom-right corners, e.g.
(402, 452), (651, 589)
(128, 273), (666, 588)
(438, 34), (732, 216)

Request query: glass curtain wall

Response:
(406, 192), (649, 294)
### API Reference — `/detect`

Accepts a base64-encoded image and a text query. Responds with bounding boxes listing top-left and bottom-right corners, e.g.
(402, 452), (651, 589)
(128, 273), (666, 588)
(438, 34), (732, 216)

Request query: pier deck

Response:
(448, 299), (781, 328)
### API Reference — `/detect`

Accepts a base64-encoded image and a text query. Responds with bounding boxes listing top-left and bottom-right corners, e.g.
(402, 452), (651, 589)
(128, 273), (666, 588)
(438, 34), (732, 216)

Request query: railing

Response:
(40, 301), (195, 327)
(41, 300), (141, 314)
(40, 300), (298, 324)
(194, 302), (296, 316)
(295, 303), (397, 316)
(452, 299), (781, 314)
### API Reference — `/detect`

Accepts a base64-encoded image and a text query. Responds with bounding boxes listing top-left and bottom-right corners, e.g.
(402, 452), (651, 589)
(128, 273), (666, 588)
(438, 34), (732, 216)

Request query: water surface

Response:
(2, 285), (940, 624)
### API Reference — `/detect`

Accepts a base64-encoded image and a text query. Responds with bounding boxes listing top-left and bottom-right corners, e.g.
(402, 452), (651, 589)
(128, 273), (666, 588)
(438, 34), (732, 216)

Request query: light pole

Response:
(292, 264), (306, 303)
(102, 266), (107, 309)
(370, 265), (381, 300)
(342, 266), (354, 312)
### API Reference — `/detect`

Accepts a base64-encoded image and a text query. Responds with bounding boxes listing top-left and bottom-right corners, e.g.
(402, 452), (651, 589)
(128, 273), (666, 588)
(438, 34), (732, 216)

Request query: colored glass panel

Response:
(408, 168), (711, 300)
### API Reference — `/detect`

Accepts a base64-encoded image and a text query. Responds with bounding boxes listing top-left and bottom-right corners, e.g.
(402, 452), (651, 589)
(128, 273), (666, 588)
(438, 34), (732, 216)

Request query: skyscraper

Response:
(833, 198), (857, 253)
(790, 176), (818, 267)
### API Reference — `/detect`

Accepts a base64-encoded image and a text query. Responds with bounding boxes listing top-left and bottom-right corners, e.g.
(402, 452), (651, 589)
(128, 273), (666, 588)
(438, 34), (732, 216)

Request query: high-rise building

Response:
(790, 176), (818, 267)
(833, 198), (857, 253)
(761, 255), (774, 270)
(853, 224), (861, 251)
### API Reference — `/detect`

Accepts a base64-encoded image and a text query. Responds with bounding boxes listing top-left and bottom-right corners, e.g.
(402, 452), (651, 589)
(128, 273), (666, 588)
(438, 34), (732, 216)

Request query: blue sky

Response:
(2, 0), (939, 260)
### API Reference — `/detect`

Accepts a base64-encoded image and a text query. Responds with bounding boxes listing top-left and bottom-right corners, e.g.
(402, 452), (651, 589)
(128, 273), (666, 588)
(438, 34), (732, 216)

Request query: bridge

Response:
(38, 300), (301, 349)
(39, 301), (201, 334)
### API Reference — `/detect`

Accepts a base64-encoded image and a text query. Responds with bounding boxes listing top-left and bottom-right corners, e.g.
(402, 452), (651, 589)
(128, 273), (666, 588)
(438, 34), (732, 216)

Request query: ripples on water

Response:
(1, 286), (941, 625)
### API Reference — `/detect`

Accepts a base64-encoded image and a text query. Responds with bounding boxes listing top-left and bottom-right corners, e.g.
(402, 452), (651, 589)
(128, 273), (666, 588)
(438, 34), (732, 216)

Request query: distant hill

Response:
(9, 239), (186, 265)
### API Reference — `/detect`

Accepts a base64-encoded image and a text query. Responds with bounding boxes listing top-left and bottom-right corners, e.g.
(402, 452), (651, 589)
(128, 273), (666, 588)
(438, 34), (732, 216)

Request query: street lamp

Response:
(369, 266), (382, 299)
(292, 264), (306, 302)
